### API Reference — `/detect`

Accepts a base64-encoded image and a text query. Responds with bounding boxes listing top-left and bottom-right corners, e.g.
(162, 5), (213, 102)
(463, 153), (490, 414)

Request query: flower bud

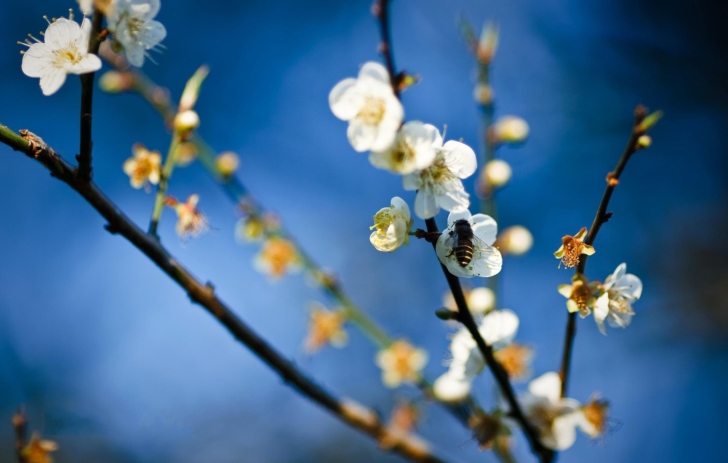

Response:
(483, 159), (512, 188)
(173, 110), (200, 133)
(98, 71), (133, 93)
(216, 151), (240, 177)
(473, 83), (494, 106)
(497, 225), (533, 256)
(489, 116), (529, 145)
(467, 287), (495, 314)
(636, 135), (652, 149)
(179, 65), (210, 112)
(477, 21), (499, 65)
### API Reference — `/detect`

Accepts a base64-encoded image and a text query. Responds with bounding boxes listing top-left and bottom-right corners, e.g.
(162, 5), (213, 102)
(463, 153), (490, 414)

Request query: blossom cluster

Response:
(330, 62), (506, 278)
(20, 0), (166, 96)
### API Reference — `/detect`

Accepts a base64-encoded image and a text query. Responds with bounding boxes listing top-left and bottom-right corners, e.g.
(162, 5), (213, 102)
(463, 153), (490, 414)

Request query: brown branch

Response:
(558, 105), (652, 398)
(373, 2), (552, 460)
(0, 124), (452, 463)
(77, 10), (105, 182)
(12, 407), (27, 463)
(373, 0), (400, 97)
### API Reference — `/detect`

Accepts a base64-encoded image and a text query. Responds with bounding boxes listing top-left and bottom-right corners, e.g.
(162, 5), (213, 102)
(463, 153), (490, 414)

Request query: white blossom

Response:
(20, 18), (102, 96)
(436, 209), (502, 278)
(432, 371), (472, 402)
(593, 263), (643, 335)
(329, 62), (404, 152)
(447, 309), (519, 380)
(369, 196), (412, 252)
(403, 138), (477, 219)
(518, 372), (582, 450)
(108, 0), (167, 67)
(369, 121), (439, 174)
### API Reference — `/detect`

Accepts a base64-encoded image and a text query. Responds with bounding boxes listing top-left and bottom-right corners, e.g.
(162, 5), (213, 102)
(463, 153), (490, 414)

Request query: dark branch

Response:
(12, 407), (27, 463)
(559, 105), (650, 398)
(77, 10), (105, 182)
(0, 124), (451, 463)
(426, 218), (554, 463)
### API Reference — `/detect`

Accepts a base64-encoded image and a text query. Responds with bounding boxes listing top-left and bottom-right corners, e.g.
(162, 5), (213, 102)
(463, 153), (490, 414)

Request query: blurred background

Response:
(1, 0), (727, 461)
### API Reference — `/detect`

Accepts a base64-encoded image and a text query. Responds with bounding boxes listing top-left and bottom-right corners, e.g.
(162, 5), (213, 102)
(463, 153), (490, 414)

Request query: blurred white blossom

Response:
(109, 0), (167, 67)
(329, 62), (403, 152)
(369, 121), (439, 174)
(518, 372), (582, 450)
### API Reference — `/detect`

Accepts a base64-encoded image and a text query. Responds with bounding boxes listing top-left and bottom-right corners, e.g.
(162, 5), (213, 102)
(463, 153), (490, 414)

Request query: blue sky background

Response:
(1, 0), (727, 462)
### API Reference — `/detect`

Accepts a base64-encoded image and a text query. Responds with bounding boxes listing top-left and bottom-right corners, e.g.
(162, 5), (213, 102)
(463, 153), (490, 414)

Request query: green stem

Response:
(148, 132), (181, 236)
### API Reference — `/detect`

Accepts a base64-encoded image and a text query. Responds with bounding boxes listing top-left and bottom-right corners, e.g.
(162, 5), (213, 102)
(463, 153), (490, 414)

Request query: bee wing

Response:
(442, 230), (458, 252)
(471, 234), (499, 261)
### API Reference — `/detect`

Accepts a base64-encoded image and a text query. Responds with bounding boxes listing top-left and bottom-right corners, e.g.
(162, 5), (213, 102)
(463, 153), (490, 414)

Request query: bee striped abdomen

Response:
(452, 219), (475, 267)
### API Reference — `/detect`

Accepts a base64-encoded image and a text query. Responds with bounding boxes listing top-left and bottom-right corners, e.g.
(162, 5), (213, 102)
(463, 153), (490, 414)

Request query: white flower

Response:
(518, 372), (582, 450)
(20, 18), (102, 96)
(447, 309), (519, 379)
(403, 139), (477, 219)
(369, 121), (439, 174)
(432, 371), (472, 402)
(369, 196), (413, 252)
(108, 0), (167, 67)
(593, 263), (643, 335)
(329, 62), (404, 152)
(436, 210), (502, 278)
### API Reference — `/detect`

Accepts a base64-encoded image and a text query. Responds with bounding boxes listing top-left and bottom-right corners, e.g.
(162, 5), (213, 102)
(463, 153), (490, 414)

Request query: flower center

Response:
(494, 344), (531, 380)
(390, 342), (417, 378)
(582, 400), (608, 436)
(570, 280), (593, 316)
(55, 47), (82, 66)
(560, 235), (584, 268)
(261, 239), (297, 277)
(357, 97), (386, 125)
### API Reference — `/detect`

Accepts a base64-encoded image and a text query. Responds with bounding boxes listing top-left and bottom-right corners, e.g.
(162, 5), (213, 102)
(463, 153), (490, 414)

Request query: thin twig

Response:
(0, 123), (453, 463)
(77, 10), (104, 182)
(12, 407), (27, 463)
(372, 2), (552, 460)
(373, 0), (400, 97)
(148, 132), (181, 237)
(558, 105), (650, 398)
(99, 56), (480, 430)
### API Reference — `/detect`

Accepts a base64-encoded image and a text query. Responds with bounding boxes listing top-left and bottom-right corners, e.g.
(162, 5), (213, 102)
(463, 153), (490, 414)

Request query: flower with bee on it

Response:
(436, 209), (502, 278)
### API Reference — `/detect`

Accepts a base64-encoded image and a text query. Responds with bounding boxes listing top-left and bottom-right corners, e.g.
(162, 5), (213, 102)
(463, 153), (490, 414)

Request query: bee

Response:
(444, 219), (496, 267)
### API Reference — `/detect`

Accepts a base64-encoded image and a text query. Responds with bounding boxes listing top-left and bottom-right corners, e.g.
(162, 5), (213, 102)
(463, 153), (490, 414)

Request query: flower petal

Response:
(347, 120), (378, 152)
(442, 140), (477, 179)
(139, 20), (167, 49)
(21, 43), (53, 78)
(528, 372), (562, 404)
(414, 189), (439, 219)
(68, 54), (102, 75)
(402, 173), (421, 191)
(44, 18), (81, 50)
(358, 61), (390, 86)
(433, 372), (472, 402)
(479, 309), (519, 349)
(446, 209), (472, 227)
(39, 68), (67, 96)
(471, 213), (497, 245)
(329, 78), (362, 120)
